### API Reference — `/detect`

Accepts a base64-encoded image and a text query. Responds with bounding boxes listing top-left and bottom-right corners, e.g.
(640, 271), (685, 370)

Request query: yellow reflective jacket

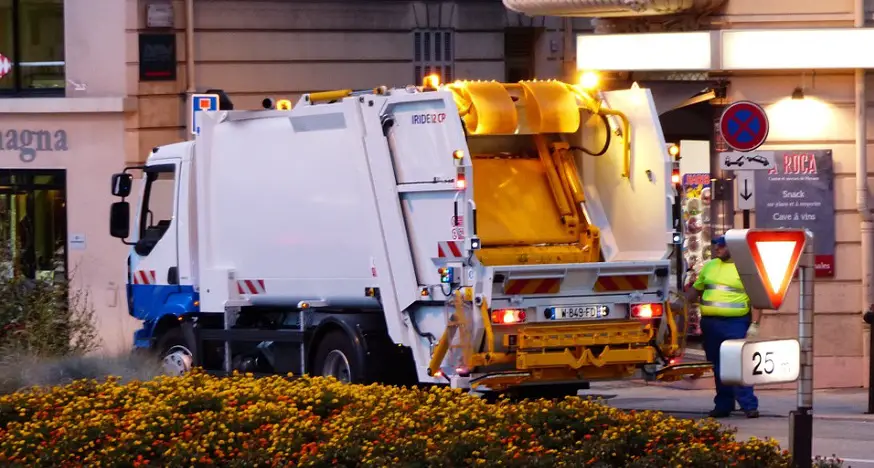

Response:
(692, 258), (750, 317)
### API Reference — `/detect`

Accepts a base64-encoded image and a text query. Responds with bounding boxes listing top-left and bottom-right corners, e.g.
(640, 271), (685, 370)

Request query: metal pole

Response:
(742, 210), (750, 229)
(790, 229), (815, 468)
(673, 186), (684, 292)
(865, 305), (874, 414)
(185, 0), (197, 140)
(862, 305), (874, 414)
(855, 0), (874, 416)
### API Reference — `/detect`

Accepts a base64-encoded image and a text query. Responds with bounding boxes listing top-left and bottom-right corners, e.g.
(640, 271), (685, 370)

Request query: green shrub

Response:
(0, 248), (99, 358)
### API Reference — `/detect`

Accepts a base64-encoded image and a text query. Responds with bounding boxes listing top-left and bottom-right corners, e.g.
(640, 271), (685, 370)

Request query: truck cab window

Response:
(136, 165), (176, 256)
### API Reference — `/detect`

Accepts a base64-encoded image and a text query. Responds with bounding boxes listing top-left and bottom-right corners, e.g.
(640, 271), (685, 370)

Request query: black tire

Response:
(312, 331), (364, 384)
(155, 326), (195, 376)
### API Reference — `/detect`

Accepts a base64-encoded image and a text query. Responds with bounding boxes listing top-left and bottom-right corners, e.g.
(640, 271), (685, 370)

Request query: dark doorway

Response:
(659, 99), (719, 343)
(660, 99), (716, 143)
(0, 169), (67, 281)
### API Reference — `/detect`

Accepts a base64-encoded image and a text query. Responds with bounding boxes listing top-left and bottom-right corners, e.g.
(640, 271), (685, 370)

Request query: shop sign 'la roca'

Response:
(0, 129), (69, 163)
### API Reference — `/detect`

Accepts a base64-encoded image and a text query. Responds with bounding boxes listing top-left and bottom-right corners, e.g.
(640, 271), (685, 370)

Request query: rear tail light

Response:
(455, 173), (466, 189)
(491, 309), (526, 324)
(630, 303), (663, 319)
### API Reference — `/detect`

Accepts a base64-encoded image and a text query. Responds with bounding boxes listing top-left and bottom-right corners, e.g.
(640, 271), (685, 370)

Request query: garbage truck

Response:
(108, 77), (709, 392)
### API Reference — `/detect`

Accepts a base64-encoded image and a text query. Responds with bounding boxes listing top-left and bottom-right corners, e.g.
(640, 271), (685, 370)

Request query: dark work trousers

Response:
(700, 315), (759, 412)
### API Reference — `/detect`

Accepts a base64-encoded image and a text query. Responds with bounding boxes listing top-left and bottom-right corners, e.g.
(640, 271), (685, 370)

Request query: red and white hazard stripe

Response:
(133, 270), (157, 285)
(437, 240), (464, 259)
(0, 54), (10, 80)
(237, 279), (267, 295)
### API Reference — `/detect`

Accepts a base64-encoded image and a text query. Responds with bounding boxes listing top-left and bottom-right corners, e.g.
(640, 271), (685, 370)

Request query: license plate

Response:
(549, 305), (609, 320)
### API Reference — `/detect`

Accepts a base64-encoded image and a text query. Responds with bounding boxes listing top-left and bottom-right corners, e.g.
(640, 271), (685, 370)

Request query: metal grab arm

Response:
(535, 134), (579, 227)
(567, 86), (633, 178)
(306, 87), (387, 104)
(427, 315), (455, 376)
(598, 107), (632, 178)
(660, 291), (690, 358)
(478, 299), (496, 356)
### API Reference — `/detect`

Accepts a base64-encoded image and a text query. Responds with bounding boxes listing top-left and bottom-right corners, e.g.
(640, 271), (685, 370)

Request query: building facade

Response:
(548, 0), (873, 388)
(5, 0), (867, 389)
(0, 0), (591, 353)
(0, 0), (133, 353)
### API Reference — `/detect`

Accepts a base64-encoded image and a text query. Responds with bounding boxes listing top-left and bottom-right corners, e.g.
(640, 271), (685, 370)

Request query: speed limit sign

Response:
(720, 339), (801, 386)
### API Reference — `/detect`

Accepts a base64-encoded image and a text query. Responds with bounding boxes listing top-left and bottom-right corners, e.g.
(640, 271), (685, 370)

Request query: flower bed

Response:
(0, 371), (798, 467)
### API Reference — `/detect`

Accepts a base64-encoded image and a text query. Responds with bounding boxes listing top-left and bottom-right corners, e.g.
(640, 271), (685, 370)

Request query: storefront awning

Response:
(578, 28), (874, 71)
(638, 82), (715, 115)
(503, 0), (713, 17)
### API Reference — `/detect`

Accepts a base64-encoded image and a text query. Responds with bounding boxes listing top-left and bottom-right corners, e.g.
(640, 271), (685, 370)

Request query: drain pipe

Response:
(855, 0), (874, 375)
(562, 17), (575, 82)
(185, 0), (196, 140)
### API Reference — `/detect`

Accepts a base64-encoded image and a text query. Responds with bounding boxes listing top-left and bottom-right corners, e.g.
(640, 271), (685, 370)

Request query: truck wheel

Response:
(313, 331), (362, 384)
(156, 327), (194, 376)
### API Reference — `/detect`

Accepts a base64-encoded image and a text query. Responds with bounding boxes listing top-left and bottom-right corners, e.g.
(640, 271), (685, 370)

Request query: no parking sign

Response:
(719, 101), (769, 152)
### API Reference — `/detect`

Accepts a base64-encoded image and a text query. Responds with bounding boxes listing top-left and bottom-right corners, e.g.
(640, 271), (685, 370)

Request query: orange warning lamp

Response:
(578, 71), (600, 90)
(424, 74), (441, 90)
(275, 99), (292, 110)
(725, 229), (807, 310)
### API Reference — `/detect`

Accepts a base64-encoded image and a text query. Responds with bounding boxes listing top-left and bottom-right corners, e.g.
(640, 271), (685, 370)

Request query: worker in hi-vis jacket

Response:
(685, 235), (761, 419)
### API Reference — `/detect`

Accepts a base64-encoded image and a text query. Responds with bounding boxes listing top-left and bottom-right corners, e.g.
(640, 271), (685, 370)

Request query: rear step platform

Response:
(653, 362), (714, 382)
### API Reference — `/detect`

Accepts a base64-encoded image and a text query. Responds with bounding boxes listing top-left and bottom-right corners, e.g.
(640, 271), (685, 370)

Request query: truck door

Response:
(129, 161), (180, 318)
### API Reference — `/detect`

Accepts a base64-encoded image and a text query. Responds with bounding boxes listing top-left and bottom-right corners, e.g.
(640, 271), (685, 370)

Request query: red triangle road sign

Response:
(725, 229), (809, 310)
(745, 230), (807, 310)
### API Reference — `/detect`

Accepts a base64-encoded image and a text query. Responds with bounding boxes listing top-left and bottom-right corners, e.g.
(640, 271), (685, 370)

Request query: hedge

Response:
(0, 371), (821, 467)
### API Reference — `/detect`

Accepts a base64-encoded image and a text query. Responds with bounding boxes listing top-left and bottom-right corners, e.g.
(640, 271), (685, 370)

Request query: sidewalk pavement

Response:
(580, 380), (874, 421)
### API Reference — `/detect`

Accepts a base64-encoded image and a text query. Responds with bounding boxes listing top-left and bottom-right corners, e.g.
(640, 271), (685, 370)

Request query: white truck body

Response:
(119, 81), (693, 389)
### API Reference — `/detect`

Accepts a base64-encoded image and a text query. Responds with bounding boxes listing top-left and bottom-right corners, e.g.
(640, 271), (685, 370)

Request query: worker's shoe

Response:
(744, 410), (760, 419)
(708, 409), (732, 418)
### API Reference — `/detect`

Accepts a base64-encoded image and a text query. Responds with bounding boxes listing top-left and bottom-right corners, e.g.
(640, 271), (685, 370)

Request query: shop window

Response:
(0, 170), (66, 281)
(414, 29), (453, 85)
(136, 165), (175, 256)
(0, 0), (65, 96)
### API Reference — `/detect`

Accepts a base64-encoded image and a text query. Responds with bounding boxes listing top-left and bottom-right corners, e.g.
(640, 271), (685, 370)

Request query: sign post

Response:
(718, 101), (771, 229)
(865, 307), (874, 414)
(190, 93), (219, 136)
(719, 150), (776, 228)
(792, 228), (815, 468)
(723, 228), (813, 468)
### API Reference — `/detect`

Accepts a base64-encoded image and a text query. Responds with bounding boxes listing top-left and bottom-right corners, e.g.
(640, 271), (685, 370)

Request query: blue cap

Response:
(712, 236), (726, 247)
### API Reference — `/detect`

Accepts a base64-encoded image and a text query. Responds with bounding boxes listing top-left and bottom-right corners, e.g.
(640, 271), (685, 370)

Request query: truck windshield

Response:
(139, 164), (176, 240)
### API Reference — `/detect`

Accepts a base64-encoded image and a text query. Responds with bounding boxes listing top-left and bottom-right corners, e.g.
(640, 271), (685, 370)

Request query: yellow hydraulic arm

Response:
(445, 80), (632, 178)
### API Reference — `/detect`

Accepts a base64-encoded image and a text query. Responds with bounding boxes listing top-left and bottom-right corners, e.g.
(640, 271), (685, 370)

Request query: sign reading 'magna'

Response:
(0, 129), (69, 162)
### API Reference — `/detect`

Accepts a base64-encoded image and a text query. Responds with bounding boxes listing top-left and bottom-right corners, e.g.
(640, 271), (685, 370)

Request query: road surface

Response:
(580, 382), (874, 467)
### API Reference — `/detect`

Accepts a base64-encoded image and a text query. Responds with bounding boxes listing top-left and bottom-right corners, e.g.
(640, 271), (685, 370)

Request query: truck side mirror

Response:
(110, 201), (131, 239)
(111, 173), (133, 198)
